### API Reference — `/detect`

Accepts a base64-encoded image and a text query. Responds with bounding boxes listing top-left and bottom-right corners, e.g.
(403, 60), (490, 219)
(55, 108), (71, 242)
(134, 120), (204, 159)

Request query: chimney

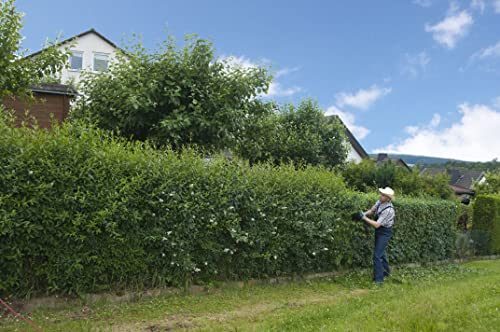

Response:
(377, 153), (388, 162)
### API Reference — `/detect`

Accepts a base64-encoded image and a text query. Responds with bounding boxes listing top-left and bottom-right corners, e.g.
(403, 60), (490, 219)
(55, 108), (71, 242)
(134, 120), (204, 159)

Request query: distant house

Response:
(420, 168), (486, 196)
(26, 28), (122, 86)
(374, 153), (411, 171)
(328, 115), (369, 163)
(2, 84), (78, 129)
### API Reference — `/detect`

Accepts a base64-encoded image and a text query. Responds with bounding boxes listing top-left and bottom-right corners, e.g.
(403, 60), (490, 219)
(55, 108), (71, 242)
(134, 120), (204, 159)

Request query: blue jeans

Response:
(373, 227), (392, 283)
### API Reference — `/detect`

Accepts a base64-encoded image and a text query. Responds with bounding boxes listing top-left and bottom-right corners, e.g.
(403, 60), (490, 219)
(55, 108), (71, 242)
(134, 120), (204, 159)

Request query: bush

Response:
(471, 195), (500, 255)
(454, 232), (475, 259)
(342, 159), (453, 199)
(0, 117), (458, 296)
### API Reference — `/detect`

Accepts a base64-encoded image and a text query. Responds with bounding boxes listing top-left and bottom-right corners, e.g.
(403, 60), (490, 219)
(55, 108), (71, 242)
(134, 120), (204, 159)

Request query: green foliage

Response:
(236, 99), (348, 168)
(454, 232), (475, 259)
(70, 34), (272, 153)
(443, 158), (500, 172)
(0, 115), (457, 296)
(0, 0), (69, 99)
(342, 159), (453, 199)
(475, 170), (500, 195)
(471, 195), (500, 255)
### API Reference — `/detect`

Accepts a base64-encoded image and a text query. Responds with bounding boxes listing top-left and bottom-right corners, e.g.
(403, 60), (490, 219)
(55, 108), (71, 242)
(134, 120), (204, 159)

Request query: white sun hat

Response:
(378, 187), (395, 200)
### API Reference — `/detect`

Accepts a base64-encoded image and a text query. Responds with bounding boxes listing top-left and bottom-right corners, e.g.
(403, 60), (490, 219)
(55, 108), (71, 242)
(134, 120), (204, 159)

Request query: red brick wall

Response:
(2, 92), (71, 129)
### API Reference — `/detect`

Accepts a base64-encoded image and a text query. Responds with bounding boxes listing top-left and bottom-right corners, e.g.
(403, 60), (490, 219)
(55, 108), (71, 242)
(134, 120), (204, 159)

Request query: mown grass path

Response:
(1, 259), (499, 331)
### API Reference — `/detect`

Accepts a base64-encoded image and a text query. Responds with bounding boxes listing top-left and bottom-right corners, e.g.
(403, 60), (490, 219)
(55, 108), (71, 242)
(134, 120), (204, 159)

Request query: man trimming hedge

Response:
(362, 187), (396, 285)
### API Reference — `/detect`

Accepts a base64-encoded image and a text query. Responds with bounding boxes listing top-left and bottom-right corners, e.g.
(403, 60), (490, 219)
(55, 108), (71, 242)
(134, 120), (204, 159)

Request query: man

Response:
(362, 187), (395, 285)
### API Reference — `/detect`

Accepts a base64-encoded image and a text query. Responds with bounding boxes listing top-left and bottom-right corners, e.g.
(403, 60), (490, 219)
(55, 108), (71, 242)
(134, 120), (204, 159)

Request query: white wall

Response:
(346, 146), (363, 163)
(59, 32), (119, 85)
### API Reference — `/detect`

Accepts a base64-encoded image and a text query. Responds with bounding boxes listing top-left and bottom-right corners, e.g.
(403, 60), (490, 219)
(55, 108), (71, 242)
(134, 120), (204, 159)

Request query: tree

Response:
(342, 159), (453, 199)
(0, 0), (69, 99)
(236, 99), (349, 168)
(71, 35), (273, 152)
(475, 171), (500, 195)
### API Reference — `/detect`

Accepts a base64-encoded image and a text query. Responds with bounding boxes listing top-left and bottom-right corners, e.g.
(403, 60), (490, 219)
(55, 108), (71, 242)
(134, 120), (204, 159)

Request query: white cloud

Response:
(335, 85), (392, 110)
(413, 0), (432, 7)
(401, 51), (430, 78)
(265, 82), (302, 97)
(472, 41), (500, 60)
(430, 113), (441, 127)
(494, 96), (500, 109)
(221, 55), (302, 98)
(425, 5), (473, 49)
(495, 0), (500, 13)
(470, 0), (486, 13)
(222, 55), (259, 70)
(404, 113), (440, 134)
(324, 105), (370, 140)
(274, 66), (300, 78)
(375, 104), (500, 161)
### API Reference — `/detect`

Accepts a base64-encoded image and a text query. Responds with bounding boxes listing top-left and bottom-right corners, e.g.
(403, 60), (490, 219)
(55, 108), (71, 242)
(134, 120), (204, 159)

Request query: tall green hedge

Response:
(472, 195), (500, 255)
(0, 118), (458, 296)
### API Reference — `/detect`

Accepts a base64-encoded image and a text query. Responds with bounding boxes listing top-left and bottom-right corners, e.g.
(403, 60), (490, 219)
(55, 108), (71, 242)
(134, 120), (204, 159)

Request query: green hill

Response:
(369, 154), (470, 166)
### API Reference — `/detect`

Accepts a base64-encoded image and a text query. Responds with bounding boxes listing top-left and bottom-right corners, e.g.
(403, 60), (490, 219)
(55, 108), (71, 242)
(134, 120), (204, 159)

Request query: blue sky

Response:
(17, 0), (500, 161)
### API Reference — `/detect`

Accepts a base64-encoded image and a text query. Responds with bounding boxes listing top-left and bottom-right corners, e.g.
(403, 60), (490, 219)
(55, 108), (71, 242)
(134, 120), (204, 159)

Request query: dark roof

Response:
(327, 115), (369, 159)
(25, 28), (120, 58)
(374, 153), (411, 171)
(455, 170), (485, 189)
(29, 83), (78, 96)
(420, 168), (485, 191)
(449, 185), (476, 196)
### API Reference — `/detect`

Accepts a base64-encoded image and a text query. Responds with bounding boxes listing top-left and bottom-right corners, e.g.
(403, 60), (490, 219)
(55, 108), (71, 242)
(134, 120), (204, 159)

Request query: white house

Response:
(328, 115), (369, 163)
(28, 28), (121, 86)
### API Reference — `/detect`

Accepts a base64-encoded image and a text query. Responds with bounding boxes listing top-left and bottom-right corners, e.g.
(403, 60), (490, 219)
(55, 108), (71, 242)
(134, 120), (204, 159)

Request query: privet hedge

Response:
(472, 195), (500, 255)
(0, 119), (458, 296)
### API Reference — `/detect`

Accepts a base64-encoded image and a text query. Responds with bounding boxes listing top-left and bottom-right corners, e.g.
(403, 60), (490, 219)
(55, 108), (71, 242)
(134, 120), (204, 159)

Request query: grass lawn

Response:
(1, 259), (499, 331)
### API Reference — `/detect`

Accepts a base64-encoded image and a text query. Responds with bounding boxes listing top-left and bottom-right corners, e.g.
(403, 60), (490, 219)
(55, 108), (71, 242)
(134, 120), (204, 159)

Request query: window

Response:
(69, 51), (83, 70)
(93, 53), (109, 72)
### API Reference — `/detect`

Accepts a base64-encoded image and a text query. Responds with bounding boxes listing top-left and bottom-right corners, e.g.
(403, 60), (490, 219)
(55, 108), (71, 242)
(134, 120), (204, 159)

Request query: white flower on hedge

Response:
(312, 252), (316, 256)
(323, 248), (329, 251)
(170, 262), (175, 265)
(161, 253), (165, 257)
(162, 237), (168, 241)
(223, 248), (231, 253)
(28, 170), (33, 175)
(169, 192), (175, 197)
(281, 206), (288, 209)
(251, 218), (255, 221)
(189, 183), (194, 188)
(159, 198), (164, 203)
(261, 212), (266, 217)
(194, 267), (201, 273)
(191, 191), (194, 195)
(273, 255), (277, 260)
(173, 253), (177, 257)
(204, 261), (208, 266)
(152, 213), (156, 217)
(231, 228), (236, 233)
(167, 231), (172, 235)
(229, 206), (235, 210)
